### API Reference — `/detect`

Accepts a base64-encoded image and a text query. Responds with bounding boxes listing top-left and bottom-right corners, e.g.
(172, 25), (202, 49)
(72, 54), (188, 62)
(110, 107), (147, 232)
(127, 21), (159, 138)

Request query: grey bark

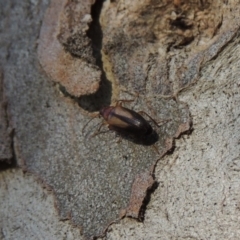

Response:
(0, 0), (240, 240)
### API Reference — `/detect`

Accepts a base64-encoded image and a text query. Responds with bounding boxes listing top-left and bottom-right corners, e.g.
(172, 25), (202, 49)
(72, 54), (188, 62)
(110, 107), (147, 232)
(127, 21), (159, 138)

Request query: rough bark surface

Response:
(0, 0), (240, 239)
(101, 35), (240, 239)
(1, 0), (192, 237)
(0, 71), (12, 163)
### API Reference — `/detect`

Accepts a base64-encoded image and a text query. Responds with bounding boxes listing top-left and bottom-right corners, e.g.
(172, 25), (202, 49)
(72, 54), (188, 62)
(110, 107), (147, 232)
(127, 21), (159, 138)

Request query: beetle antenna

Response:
(82, 113), (100, 135)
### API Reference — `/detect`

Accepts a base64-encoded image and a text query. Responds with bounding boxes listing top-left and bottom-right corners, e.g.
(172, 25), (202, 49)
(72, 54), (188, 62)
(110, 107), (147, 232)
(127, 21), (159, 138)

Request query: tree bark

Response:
(0, 0), (240, 239)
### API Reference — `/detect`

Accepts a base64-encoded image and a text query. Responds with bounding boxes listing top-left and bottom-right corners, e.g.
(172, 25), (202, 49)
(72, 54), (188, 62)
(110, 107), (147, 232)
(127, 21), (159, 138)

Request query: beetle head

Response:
(99, 106), (114, 121)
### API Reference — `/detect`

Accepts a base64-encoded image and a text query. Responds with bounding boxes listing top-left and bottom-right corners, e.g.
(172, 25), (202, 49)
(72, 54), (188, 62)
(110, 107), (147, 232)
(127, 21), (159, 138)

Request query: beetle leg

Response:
(83, 122), (110, 147)
(138, 110), (171, 127)
(89, 121), (109, 138)
(150, 77), (199, 103)
(112, 89), (141, 113)
(82, 113), (100, 135)
(108, 125), (123, 143)
(115, 99), (135, 107)
(137, 111), (160, 127)
(157, 118), (171, 126)
(119, 86), (140, 98)
(116, 134), (123, 143)
(152, 144), (160, 155)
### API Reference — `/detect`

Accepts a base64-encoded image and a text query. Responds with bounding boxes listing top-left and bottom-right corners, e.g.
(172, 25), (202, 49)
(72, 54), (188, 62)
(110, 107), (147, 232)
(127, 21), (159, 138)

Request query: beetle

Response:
(83, 101), (163, 145)
(100, 103), (153, 137)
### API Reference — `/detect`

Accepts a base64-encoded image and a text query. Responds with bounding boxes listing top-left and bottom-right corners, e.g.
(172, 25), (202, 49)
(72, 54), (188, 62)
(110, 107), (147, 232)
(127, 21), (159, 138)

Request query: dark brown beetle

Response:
(83, 101), (162, 145)
(100, 103), (154, 138)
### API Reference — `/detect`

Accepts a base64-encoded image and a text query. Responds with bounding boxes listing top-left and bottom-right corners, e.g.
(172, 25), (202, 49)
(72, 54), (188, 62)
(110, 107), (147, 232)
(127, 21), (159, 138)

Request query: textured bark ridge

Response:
(38, 0), (101, 98)
(0, 71), (13, 163)
(100, 0), (224, 96)
(1, 0), (239, 239)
